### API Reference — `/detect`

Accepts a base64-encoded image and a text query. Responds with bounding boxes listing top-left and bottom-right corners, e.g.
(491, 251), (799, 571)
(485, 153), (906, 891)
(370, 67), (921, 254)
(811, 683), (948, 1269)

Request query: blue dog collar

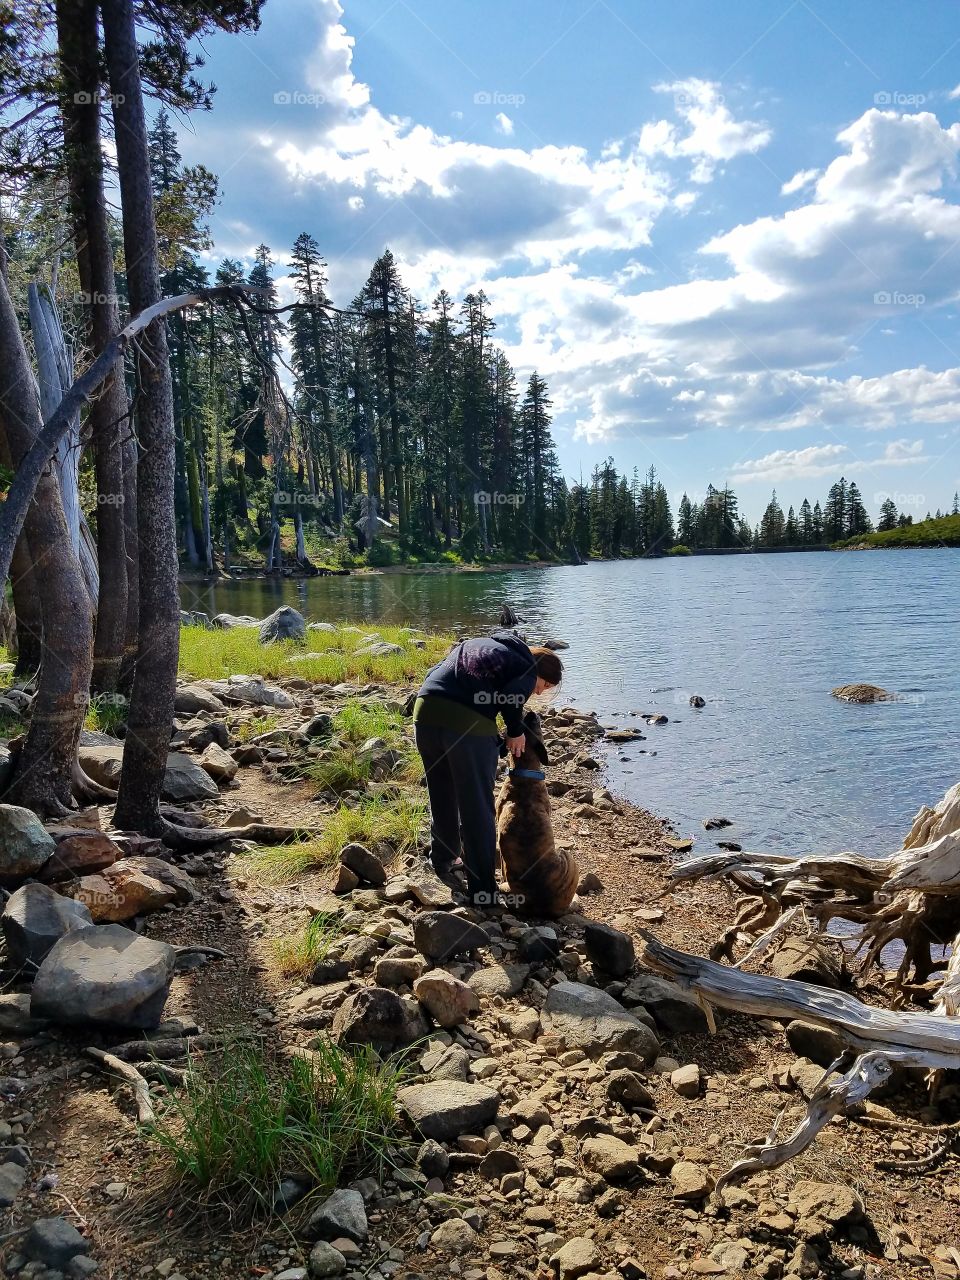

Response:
(510, 767), (546, 780)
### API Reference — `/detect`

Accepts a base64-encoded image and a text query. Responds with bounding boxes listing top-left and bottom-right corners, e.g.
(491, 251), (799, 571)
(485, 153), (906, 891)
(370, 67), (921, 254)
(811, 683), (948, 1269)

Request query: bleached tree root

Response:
(715, 1051), (897, 1191)
(83, 1047), (155, 1124)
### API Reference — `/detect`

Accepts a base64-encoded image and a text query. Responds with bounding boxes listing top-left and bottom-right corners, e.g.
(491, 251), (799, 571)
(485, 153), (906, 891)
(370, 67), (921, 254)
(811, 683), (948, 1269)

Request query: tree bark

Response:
(56, 0), (129, 694)
(0, 269), (93, 816)
(101, 0), (179, 833)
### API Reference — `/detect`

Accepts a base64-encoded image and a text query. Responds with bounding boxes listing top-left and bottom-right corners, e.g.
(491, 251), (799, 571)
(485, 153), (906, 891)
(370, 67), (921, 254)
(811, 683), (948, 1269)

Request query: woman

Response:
(412, 629), (564, 907)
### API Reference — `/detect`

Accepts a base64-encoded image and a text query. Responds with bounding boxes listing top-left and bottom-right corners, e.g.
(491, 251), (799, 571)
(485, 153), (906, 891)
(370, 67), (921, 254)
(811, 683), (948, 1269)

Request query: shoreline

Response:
(178, 540), (960, 586)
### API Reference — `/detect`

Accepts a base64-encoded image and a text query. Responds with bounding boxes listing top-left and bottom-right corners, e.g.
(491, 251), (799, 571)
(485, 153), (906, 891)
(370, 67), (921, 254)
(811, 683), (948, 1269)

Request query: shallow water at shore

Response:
(181, 549), (960, 856)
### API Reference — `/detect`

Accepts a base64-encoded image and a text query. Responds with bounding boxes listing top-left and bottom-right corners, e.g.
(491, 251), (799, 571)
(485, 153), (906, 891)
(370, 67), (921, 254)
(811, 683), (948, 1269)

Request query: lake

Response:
(179, 550), (960, 856)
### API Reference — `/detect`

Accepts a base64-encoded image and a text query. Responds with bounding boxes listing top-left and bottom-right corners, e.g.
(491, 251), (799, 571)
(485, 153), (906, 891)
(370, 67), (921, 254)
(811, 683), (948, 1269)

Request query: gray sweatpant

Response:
(414, 722), (499, 906)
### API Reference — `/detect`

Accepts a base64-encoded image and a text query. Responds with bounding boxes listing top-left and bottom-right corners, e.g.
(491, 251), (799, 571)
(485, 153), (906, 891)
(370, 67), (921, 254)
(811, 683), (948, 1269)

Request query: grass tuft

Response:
(241, 791), (426, 885)
(306, 698), (421, 794)
(85, 694), (128, 736)
(271, 912), (346, 979)
(146, 1038), (401, 1220)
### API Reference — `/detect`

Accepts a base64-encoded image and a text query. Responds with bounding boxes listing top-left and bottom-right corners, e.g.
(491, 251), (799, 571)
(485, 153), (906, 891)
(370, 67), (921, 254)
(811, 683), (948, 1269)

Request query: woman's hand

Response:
(506, 733), (526, 758)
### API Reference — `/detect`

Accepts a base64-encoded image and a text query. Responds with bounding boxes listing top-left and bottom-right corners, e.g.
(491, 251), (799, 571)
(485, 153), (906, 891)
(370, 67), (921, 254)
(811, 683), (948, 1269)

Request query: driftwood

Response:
(641, 932), (960, 1184)
(716, 1051), (896, 1190)
(672, 782), (960, 991)
(640, 932), (960, 1068)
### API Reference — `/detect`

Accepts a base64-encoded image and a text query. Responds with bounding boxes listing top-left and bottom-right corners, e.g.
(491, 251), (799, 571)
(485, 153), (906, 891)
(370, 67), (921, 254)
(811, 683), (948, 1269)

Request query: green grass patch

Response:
(177, 621), (451, 688)
(835, 513), (960, 549)
(271, 912), (346, 979)
(242, 791), (426, 885)
(146, 1038), (401, 1219)
(0, 709), (21, 737)
(84, 693), (128, 736)
(306, 698), (421, 794)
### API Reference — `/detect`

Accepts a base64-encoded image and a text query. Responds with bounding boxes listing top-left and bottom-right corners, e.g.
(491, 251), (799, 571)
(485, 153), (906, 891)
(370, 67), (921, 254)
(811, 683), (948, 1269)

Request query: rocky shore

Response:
(1, 626), (958, 1280)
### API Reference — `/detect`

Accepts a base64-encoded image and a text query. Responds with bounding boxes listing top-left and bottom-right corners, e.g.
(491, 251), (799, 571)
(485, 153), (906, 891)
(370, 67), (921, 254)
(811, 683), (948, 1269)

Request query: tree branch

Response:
(0, 283), (268, 588)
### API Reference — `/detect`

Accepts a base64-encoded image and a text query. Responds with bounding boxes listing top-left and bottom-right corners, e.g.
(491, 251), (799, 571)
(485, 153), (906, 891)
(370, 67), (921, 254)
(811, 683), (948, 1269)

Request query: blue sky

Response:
(175, 0), (960, 522)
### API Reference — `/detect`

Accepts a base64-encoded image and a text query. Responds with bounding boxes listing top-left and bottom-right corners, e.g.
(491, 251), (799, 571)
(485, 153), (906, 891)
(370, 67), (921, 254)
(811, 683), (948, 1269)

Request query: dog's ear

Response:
(523, 713), (549, 765)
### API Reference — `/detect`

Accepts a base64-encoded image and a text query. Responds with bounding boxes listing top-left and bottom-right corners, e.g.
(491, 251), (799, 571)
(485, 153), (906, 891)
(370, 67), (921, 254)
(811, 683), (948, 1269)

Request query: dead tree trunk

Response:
(101, 0), (179, 834)
(0, 268), (93, 817)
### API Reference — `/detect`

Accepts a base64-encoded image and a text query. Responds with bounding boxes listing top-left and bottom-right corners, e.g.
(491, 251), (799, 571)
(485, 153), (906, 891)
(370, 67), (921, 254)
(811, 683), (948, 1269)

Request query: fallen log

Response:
(639, 932), (960, 1070)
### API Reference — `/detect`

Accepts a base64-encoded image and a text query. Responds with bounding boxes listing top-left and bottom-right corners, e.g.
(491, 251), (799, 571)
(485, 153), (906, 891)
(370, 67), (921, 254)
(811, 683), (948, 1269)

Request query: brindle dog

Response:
(495, 710), (579, 917)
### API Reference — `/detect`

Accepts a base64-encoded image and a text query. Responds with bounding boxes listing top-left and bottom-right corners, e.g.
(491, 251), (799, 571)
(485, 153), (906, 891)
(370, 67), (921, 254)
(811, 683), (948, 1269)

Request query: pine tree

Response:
(759, 490), (786, 547)
(784, 504), (798, 545)
(677, 492), (693, 546)
(823, 478), (847, 542)
(288, 231), (344, 524)
(799, 497), (813, 545)
(845, 482), (872, 537)
(518, 373), (556, 551)
(878, 497), (899, 531)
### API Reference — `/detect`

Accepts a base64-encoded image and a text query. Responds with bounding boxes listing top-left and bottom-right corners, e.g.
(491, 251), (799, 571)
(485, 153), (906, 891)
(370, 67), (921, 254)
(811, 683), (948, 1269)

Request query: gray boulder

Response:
(32, 923), (177, 1029)
(0, 1161), (26, 1206)
(78, 743), (218, 802)
(621, 972), (709, 1035)
(174, 684), (228, 715)
(397, 1080), (500, 1141)
(542, 981), (660, 1063)
(0, 992), (45, 1034)
(24, 1217), (90, 1269)
(339, 843), (387, 886)
(584, 923), (635, 977)
(413, 911), (489, 962)
(179, 610), (211, 628)
(332, 987), (409, 1051)
(354, 641), (402, 657)
(301, 713), (334, 739)
(305, 1188), (368, 1243)
(259, 606), (306, 644)
(0, 804), (55, 880)
(212, 612), (261, 629)
(207, 675), (294, 708)
(1, 882), (93, 969)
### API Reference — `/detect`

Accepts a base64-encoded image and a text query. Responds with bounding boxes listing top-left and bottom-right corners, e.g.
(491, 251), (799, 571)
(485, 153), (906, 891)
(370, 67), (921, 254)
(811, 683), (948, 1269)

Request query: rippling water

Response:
(182, 550), (960, 856)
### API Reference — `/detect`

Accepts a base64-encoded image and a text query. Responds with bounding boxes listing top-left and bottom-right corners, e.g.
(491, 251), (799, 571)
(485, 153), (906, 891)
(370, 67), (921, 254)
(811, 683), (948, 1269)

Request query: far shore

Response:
(178, 539), (960, 586)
